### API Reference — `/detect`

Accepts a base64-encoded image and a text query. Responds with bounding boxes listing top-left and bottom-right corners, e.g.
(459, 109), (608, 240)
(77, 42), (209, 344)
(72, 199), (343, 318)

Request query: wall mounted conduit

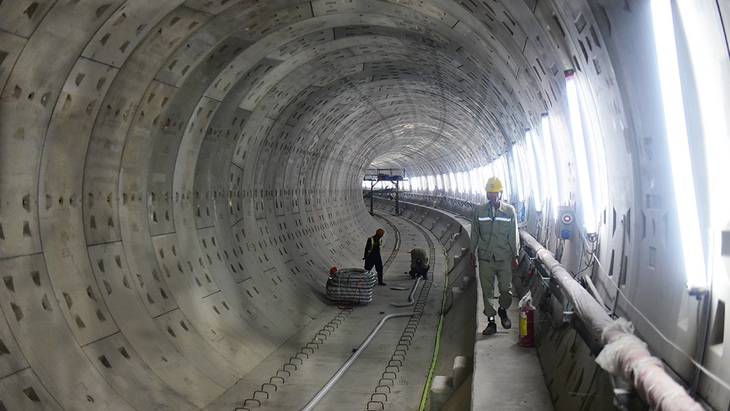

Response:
(520, 231), (702, 411)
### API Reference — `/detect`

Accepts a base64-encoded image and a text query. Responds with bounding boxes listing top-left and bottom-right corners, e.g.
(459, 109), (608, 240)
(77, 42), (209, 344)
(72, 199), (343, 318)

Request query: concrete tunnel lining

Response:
(1, 0), (592, 409)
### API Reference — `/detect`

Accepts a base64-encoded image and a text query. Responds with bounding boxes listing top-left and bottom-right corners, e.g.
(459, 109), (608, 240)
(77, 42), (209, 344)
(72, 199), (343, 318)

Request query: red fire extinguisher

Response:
(518, 304), (534, 347)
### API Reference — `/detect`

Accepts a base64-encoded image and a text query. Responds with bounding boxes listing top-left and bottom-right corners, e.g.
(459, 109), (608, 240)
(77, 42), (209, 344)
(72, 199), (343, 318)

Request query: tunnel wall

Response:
(0, 4), (381, 410)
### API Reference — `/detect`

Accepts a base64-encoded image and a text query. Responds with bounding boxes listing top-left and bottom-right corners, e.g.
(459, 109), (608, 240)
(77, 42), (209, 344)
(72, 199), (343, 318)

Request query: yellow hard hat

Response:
(486, 177), (503, 192)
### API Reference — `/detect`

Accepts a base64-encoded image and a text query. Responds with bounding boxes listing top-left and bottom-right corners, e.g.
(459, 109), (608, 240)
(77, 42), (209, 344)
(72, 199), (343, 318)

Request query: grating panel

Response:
(82, 333), (195, 409)
(0, 368), (62, 410)
(0, 254), (129, 409)
(87, 242), (226, 407)
(82, 2), (180, 68)
(0, 0), (57, 38)
(153, 308), (242, 386)
(0, 303), (29, 379)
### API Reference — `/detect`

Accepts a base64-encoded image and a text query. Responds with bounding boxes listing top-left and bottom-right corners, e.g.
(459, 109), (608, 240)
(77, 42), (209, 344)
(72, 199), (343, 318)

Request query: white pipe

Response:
(301, 312), (413, 411)
(520, 231), (702, 411)
(391, 277), (422, 307)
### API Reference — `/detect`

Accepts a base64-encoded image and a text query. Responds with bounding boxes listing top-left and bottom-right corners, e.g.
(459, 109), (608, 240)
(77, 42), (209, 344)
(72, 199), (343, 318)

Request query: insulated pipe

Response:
(391, 277), (422, 307)
(301, 312), (414, 411)
(520, 231), (702, 411)
(521, 231), (613, 336)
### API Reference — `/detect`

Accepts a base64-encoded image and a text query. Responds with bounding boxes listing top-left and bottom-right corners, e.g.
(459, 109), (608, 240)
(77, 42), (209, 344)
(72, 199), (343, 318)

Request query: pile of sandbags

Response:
(326, 268), (377, 304)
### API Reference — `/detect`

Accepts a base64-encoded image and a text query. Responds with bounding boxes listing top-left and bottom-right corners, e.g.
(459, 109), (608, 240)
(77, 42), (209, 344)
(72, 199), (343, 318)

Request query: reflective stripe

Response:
(368, 236), (382, 252)
(478, 216), (511, 222)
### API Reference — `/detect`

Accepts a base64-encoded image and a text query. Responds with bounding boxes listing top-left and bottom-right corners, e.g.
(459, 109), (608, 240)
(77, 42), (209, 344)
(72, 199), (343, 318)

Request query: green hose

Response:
(419, 245), (449, 411)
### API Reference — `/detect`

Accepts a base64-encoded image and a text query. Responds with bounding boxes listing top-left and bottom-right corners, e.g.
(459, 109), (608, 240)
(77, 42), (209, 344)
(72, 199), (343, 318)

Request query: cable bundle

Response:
(326, 268), (377, 305)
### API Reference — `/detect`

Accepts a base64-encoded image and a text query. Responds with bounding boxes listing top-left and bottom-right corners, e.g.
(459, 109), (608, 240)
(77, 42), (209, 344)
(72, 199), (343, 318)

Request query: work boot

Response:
(498, 307), (512, 329)
(482, 318), (497, 335)
(378, 282), (387, 286)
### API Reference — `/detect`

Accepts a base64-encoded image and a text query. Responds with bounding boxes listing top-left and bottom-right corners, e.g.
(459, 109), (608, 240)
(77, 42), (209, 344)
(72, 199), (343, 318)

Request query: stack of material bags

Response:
(326, 268), (377, 305)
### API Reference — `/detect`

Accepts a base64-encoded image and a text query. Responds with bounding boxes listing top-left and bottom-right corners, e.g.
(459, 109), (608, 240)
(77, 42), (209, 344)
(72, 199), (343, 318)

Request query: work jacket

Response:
(469, 201), (519, 262)
(410, 247), (429, 269)
(364, 235), (383, 260)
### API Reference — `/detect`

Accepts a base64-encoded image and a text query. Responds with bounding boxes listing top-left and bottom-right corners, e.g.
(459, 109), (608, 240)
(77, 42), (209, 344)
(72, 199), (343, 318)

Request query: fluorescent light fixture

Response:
(481, 164), (493, 187)
(529, 127), (549, 206)
(565, 71), (597, 234)
(495, 157), (508, 193)
(541, 114), (560, 221)
(512, 148), (526, 202)
(678, 1), (730, 295)
(650, 0), (707, 291)
(457, 172), (466, 194)
(426, 175), (434, 191)
(469, 169), (478, 196)
(525, 130), (543, 212)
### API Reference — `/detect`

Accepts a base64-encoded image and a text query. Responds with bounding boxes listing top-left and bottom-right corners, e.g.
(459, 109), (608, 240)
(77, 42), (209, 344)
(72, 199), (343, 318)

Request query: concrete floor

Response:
(473, 297), (554, 411)
(207, 213), (553, 410)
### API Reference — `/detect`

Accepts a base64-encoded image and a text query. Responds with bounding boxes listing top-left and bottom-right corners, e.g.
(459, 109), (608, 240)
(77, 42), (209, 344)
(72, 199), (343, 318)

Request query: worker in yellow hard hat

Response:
(364, 228), (387, 285)
(469, 177), (519, 336)
(485, 176), (502, 192)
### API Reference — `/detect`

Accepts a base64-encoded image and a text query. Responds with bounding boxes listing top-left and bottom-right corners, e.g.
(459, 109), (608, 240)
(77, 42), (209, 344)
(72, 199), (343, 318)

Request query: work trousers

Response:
(365, 257), (384, 283)
(478, 258), (513, 317)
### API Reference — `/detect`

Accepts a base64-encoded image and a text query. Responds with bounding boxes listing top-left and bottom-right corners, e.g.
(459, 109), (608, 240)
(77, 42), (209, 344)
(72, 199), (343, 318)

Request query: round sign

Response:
(562, 213), (572, 224)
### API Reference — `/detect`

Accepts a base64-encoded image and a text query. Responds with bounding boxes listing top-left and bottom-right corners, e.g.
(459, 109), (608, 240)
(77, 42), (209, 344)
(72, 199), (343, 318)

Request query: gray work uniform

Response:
(469, 201), (519, 318)
(410, 247), (429, 278)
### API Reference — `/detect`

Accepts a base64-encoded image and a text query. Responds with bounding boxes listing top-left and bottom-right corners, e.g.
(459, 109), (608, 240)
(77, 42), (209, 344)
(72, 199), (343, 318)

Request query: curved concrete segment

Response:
(0, 1), (546, 409)
(1, 0), (728, 410)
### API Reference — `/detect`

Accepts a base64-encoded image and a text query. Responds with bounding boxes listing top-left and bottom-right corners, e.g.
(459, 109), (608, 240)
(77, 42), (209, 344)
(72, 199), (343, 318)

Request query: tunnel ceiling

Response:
(0, 3), (577, 273)
(0, 0), (556, 181)
(232, 0), (549, 176)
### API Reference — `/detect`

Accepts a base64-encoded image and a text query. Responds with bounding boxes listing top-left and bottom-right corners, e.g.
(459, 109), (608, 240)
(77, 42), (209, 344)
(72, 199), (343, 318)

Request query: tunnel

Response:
(1, 0), (729, 410)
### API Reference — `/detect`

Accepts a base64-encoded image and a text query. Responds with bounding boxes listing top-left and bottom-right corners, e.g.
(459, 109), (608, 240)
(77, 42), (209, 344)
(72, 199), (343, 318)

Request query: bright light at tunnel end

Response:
(651, 0), (708, 294)
(565, 70), (597, 236)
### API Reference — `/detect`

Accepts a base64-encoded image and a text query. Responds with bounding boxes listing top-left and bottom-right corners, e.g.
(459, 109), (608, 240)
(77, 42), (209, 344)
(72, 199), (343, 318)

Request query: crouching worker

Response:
(409, 247), (430, 280)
